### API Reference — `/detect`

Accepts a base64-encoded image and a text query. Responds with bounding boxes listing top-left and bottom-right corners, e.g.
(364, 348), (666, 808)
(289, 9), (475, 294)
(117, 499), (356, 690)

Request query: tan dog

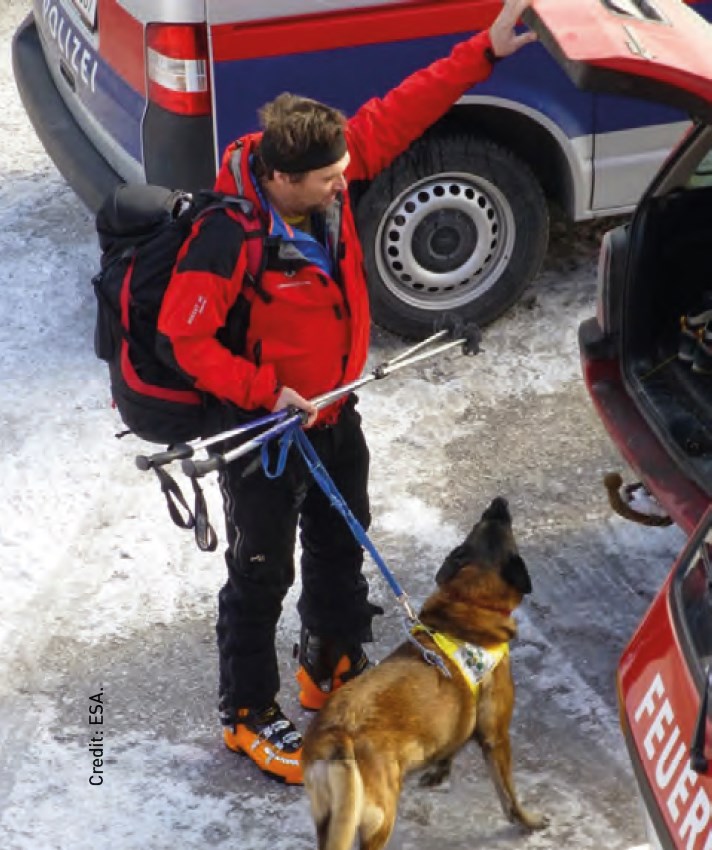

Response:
(302, 497), (547, 850)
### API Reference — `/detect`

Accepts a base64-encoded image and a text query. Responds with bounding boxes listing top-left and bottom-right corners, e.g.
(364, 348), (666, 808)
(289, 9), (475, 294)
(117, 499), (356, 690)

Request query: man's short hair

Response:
(256, 93), (347, 178)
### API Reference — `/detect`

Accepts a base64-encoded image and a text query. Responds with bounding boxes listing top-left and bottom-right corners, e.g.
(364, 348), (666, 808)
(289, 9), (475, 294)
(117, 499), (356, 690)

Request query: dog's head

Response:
(435, 497), (532, 596)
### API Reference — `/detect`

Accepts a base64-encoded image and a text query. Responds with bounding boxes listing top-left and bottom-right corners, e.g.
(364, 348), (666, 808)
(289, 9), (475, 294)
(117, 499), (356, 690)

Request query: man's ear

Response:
(272, 169), (289, 187)
(435, 544), (471, 586)
(501, 554), (532, 595)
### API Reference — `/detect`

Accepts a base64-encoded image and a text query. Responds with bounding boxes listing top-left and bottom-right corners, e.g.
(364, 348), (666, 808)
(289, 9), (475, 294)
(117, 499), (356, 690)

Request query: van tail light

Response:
(146, 24), (211, 116)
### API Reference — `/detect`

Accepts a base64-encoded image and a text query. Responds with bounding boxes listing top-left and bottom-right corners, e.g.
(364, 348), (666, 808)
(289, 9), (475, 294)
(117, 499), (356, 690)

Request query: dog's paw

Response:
(516, 809), (549, 832)
(417, 759), (452, 788)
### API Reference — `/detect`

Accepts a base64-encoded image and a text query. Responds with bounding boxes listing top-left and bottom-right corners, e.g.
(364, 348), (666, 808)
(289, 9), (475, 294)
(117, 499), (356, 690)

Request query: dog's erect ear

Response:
(501, 554), (532, 595)
(435, 543), (471, 585)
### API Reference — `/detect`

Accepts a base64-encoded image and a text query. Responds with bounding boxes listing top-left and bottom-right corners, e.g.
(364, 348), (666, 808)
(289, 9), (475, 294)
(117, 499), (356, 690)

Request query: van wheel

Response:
(355, 135), (549, 338)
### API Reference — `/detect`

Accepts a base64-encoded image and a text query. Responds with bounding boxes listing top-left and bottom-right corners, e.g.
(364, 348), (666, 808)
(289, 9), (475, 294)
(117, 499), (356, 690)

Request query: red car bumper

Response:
(580, 339), (708, 536)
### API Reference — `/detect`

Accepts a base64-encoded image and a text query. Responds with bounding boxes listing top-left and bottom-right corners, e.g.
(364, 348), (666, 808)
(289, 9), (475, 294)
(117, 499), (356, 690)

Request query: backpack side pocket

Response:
(92, 269), (121, 362)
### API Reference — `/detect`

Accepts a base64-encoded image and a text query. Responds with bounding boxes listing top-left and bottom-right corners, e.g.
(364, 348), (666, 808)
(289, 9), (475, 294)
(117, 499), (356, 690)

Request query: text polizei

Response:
(42, 0), (99, 94)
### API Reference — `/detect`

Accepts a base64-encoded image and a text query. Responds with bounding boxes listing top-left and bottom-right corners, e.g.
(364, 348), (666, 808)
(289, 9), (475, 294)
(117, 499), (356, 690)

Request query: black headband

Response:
(259, 131), (347, 174)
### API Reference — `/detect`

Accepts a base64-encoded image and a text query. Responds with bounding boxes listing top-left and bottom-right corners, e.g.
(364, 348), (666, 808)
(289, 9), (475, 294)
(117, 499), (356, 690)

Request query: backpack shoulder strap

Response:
(223, 200), (271, 304)
(189, 192), (271, 303)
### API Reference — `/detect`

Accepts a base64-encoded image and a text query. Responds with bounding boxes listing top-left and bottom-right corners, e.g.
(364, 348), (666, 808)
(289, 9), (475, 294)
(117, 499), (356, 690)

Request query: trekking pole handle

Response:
(135, 443), (193, 471)
(181, 453), (225, 479)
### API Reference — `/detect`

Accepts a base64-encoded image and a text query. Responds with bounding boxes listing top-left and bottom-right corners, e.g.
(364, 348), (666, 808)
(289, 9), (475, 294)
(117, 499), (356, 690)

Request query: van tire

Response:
(356, 134), (549, 338)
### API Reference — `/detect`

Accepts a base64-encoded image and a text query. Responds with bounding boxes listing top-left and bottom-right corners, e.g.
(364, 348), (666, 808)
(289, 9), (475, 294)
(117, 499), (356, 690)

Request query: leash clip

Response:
(404, 616), (452, 679)
(421, 647), (452, 678)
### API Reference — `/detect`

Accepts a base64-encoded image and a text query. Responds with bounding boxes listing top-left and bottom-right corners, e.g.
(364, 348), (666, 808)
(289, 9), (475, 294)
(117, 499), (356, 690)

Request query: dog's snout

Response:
(483, 497), (510, 522)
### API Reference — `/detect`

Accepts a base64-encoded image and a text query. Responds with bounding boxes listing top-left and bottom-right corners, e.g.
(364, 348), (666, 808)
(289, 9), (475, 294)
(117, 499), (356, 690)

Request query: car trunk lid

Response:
(524, 0), (712, 120)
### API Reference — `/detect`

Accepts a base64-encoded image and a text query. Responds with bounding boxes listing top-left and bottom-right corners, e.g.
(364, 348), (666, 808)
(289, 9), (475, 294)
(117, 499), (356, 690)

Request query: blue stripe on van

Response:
(212, 33), (596, 155)
(213, 2), (712, 157)
(33, 0), (144, 163)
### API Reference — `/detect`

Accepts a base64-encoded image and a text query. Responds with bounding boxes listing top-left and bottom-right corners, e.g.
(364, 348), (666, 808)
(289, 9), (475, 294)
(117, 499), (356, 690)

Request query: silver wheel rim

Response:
(374, 172), (516, 312)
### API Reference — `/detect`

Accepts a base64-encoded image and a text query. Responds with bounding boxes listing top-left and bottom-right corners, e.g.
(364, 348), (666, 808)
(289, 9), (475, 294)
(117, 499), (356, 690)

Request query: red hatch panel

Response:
(524, 0), (712, 119)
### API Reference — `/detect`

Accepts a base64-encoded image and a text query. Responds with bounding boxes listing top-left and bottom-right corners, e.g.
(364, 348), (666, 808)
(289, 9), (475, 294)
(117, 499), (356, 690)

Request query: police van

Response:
(12, 0), (711, 336)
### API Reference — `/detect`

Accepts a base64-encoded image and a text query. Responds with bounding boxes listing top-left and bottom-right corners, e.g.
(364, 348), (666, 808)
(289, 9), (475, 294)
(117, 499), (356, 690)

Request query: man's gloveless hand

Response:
(489, 0), (538, 58)
(272, 386), (319, 428)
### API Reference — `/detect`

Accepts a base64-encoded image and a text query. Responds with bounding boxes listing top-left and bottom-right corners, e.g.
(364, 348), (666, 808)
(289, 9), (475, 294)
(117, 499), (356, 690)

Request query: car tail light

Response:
(596, 230), (614, 333)
(146, 24), (210, 116)
(595, 224), (628, 337)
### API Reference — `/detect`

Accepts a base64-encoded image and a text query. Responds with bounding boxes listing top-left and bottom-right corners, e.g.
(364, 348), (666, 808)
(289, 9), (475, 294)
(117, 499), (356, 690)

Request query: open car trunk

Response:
(623, 123), (712, 501)
(527, 0), (712, 505)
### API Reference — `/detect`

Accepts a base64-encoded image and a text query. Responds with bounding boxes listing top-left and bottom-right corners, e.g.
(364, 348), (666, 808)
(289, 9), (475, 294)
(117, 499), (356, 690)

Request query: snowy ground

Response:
(0, 2), (689, 848)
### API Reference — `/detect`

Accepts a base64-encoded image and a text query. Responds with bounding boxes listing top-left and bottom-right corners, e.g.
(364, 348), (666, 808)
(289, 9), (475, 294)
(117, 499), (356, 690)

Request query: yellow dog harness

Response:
(411, 625), (509, 695)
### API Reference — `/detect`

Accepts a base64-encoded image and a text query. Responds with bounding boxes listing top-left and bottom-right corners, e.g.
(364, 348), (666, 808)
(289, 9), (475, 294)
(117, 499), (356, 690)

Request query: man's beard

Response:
(307, 192), (340, 214)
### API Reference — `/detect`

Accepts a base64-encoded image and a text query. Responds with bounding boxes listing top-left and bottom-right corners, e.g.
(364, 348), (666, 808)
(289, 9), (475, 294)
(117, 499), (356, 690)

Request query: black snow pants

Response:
(215, 396), (380, 718)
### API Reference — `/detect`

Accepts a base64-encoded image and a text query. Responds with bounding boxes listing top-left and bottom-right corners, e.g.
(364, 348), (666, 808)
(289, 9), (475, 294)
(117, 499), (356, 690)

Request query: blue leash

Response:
(260, 422), (451, 677)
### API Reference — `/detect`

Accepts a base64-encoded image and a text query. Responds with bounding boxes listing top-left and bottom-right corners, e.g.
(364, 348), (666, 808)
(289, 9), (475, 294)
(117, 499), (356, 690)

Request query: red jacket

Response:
(158, 30), (495, 424)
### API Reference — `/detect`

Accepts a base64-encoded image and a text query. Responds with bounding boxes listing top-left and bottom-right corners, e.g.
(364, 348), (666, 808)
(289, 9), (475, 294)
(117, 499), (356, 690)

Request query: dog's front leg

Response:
(418, 757), (453, 788)
(479, 736), (548, 831)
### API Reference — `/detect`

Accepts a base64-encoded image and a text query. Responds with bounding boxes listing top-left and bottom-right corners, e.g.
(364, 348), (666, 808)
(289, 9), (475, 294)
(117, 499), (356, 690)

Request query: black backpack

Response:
(92, 183), (266, 445)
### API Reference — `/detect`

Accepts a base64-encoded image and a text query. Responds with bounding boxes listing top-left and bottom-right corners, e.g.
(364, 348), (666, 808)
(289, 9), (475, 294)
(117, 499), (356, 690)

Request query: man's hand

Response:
(272, 386), (318, 428)
(489, 0), (538, 59)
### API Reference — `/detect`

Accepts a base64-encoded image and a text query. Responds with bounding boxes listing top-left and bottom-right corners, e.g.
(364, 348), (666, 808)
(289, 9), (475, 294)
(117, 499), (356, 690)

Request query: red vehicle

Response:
(526, 0), (712, 847)
(618, 508), (712, 850)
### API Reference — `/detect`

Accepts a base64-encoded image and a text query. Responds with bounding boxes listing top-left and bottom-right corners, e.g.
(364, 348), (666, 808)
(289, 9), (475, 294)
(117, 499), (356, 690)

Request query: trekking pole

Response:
(309, 331), (467, 408)
(134, 409), (291, 472)
(181, 323), (481, 479)
(134, 333), (448, 472)
(181, 408), (308, 478)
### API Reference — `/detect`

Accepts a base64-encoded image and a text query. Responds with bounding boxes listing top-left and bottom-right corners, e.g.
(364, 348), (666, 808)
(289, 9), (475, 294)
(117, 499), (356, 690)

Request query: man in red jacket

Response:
(158, 0), (536, 785)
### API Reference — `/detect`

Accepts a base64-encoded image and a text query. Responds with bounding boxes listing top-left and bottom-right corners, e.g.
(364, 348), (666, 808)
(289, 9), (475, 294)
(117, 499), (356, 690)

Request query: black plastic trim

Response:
(11, 14), (123, 212)
(143, 102), (216, 193)
(578, 316), (618, 360)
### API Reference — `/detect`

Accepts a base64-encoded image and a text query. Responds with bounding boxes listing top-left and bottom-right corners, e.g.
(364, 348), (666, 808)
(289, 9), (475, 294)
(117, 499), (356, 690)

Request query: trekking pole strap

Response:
(184, 411), (305, 478)
(153, 466), (195, 530)
(190, 477), (218, 552)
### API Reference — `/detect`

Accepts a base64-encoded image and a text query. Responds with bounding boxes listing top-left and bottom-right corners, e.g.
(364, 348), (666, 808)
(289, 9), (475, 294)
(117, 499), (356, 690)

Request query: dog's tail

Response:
(304, 736), (363, 850)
